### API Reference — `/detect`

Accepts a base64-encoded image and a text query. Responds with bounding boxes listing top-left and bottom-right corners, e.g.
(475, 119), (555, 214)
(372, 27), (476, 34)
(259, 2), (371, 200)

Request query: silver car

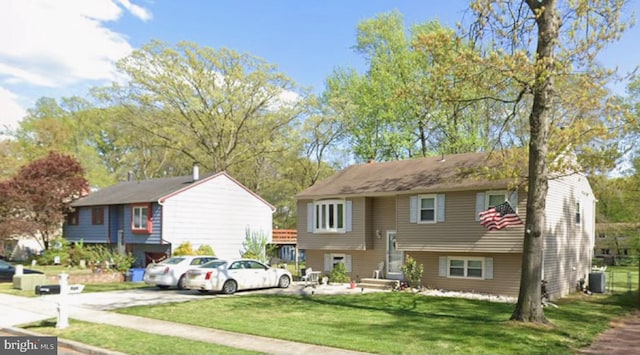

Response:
(184, 259), (292, 294)
(143, 255), (218, 289)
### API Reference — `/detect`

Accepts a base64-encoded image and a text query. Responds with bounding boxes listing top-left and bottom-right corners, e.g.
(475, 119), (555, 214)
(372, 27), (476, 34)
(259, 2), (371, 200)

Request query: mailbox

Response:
(35, 285), (61, 295)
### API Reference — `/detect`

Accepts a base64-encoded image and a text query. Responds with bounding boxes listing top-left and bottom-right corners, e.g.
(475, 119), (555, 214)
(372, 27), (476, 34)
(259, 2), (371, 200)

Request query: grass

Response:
(605, 265), (639, 293)
(22, 319), (260, 355)
(0, 280), (151, 296)
(8, 264), (639, 354)
(116, 290), (638, 354)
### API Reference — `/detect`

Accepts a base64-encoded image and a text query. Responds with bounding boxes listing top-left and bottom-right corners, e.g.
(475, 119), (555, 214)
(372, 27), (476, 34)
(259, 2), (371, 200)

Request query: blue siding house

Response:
(64, 168), (274, 266)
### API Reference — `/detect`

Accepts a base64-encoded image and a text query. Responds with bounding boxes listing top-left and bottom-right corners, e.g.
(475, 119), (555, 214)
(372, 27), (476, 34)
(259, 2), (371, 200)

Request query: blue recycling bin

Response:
(129, 268), (145, 282)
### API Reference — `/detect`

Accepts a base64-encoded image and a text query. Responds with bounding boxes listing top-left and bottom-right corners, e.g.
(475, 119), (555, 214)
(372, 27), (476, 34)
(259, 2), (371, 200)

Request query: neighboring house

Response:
(63, 167), (275, 266)
(594, 223), (639, 264)
(1, 236), (43, 261)
(270, 229), (305, 263)
(296, 151), (596, 299)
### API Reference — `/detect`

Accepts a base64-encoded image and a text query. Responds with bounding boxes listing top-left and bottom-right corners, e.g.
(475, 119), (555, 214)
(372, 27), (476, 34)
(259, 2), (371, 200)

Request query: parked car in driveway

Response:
(0, 260), (44, 282)
(184, 258), (292, 294)
(143, 255), (218, 290)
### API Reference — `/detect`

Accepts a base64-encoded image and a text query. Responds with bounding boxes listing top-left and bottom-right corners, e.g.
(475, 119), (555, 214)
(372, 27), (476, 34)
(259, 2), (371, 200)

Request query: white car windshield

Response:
(162, 257), (186, 265)
(201, 260), (226, 268)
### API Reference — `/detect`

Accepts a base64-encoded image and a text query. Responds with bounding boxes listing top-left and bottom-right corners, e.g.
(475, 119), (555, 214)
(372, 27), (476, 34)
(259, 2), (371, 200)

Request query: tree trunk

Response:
(511, 0), (559, 323)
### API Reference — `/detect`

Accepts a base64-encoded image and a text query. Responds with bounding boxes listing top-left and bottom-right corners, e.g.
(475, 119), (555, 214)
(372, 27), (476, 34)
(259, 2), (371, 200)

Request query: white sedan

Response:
(143, 255), (218, 290)
(184, 259), (292, 294)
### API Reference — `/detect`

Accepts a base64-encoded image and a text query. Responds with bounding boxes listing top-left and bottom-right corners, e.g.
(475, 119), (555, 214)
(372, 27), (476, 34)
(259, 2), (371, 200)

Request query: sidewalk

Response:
(578, 309), (640, 354)
(0, 283), (375, 355)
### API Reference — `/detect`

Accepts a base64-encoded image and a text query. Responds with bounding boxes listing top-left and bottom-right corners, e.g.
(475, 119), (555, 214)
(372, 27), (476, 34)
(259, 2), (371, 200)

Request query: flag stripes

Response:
(478, 201), (523, 230)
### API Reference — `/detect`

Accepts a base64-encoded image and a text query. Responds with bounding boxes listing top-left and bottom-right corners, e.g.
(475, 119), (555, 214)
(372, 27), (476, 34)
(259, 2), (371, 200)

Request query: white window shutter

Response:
(438, 256), (447, 277)
(307, 203), (314, 233)
(475, 192), (485, 221)
(409, 196), (418, 223)
(324, 254), (331, 272)
(345, 255), (352, 272)
(437, 194), (445, 222)
(485, 257), (494, 279)
(345, 200), (353, 232)
(508, 191), (518, 213)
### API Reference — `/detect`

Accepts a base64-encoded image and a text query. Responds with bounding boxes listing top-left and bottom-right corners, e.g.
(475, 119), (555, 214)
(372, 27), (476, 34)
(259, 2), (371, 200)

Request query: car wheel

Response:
(177, 275), (187, 290)
(222, 280), (237, 294)
(278, 275), (291, 288)
(157, 285), (170, 290)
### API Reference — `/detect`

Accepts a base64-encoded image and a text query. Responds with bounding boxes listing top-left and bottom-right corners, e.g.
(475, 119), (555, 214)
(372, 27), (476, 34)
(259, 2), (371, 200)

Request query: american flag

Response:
(479, 201), (523, 230)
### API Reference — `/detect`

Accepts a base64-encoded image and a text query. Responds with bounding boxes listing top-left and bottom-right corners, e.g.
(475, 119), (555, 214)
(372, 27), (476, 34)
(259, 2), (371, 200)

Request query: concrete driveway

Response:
(31, 281), (380, 311)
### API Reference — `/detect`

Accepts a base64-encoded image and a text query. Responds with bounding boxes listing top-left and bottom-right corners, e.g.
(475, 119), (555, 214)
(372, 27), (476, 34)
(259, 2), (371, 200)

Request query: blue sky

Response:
(0, 0), (638, 132)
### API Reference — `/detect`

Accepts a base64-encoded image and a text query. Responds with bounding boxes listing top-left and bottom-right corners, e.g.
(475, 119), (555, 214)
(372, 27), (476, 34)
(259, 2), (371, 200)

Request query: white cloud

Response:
(0, 87), (26, 132)
(116, 0), (152, 21)
(0, 0), (151, 87)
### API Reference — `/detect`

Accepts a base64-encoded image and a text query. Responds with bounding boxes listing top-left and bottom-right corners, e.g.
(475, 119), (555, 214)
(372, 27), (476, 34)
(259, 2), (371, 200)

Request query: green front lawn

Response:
(117, 290), (638, 354)
(23, 319), (259, 355)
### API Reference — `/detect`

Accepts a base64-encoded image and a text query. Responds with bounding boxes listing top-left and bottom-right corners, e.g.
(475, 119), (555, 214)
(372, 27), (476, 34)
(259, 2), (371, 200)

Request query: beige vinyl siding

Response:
(306, 249), (391, 281)
(397, 191), (526, 253)
(543, 174), (596, 299)
(297, 197), (368, 250)
(302, 196), (397, 278)
(368, 196), (397, 274)
(409, 251), (522, 297)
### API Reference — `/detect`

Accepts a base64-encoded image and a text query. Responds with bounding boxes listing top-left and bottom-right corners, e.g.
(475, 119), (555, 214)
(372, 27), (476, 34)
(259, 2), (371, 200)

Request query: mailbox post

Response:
(56, 273), (69, 329)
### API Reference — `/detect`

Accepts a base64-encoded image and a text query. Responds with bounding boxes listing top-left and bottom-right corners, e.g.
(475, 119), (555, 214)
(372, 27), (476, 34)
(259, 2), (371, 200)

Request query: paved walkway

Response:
(0, 283), (375, 355)
(578, 309), (640, 354)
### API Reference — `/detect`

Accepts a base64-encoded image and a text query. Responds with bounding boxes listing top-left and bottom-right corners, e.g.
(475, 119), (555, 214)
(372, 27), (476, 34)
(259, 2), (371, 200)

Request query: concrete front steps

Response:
(357, 278), (399, 291)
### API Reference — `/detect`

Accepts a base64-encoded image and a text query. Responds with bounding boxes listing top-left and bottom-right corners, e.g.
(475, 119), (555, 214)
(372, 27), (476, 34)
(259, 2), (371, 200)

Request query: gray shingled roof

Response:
(72, 172), (217, 207)
(296, 151), (515, 199)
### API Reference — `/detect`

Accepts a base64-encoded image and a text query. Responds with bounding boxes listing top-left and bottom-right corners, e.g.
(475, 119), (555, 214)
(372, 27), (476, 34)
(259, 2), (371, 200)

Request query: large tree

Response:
(0, 152), (88, 250)
(464, 0), (632, 323)
(95, 40), (308, 178)
(325, 12), (501, 162)
(11, 96), (115, 187)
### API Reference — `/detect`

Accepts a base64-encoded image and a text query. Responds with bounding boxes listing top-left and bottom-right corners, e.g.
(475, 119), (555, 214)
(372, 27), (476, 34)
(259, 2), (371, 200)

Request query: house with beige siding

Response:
(296, 151), (596, 299)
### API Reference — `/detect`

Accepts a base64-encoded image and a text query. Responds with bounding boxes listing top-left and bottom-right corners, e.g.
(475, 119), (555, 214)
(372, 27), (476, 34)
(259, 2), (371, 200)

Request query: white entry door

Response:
(386, 231), (403, 279)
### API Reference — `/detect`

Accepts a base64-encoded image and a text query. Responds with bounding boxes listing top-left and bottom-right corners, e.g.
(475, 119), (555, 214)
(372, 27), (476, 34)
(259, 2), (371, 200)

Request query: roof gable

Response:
(297, 151), (517, 199)
(72, 171), (274, 211)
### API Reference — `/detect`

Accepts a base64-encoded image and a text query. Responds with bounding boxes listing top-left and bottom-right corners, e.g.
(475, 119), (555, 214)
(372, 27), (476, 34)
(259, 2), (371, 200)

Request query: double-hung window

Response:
(418, 194), (436, 223)
(131, 203), (152, 234)
(486, 191), (508, 208)
(92, 207), (104, 225)
(448, 257), (484, 279)
(314, 200), (345, 233)
(575, 202), (581, 225)
(67, 210), (79, 225)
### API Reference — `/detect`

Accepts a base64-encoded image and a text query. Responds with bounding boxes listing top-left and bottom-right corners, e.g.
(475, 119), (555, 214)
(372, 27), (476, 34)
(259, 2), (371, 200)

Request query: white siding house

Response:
(160, 173), (274, 259)
(543, 173), (596, 297)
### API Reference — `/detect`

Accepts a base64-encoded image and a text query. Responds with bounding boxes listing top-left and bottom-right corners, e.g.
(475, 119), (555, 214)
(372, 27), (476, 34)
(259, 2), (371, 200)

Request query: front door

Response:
(386, 231), (403, 279)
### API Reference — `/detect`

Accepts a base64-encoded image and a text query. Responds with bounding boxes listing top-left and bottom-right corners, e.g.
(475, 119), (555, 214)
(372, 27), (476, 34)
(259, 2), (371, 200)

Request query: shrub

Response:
(329, 262), (350, 283)
(241, 228), (268, 263)
(173, 241), (195, 256)
(37, 238), (70, 265)
(86, 245), (135, 272)
(401, 255), (424, 290)
(68, 240), (93, 267)
(196, 244), (215, 256)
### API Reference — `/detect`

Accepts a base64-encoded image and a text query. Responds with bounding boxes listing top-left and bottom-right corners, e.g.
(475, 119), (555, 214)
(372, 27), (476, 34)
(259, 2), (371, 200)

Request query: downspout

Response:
(157, 198), (168, 249)
(107, 206), (111, 244)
